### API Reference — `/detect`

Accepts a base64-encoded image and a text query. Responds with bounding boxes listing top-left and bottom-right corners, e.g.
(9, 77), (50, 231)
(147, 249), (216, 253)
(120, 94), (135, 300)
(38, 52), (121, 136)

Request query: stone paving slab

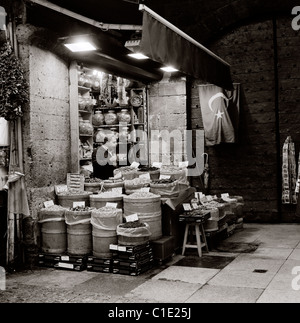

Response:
(257, 238), (300, 249)
(19, 269), (99, 289)
(221, 254), (286, 273)
(264, 259), (299, 291)
(288, 249), (300, 260)
(151, 266), (220, 285)
(251, 247), (293, 259)
(208, 269), (277, 289)
(185, 285), (264, 303)
(72, 273), (149, 296)
(124, 279), (202, 303)
(256, 289), (300, 303)
(172, 255), (235, 270)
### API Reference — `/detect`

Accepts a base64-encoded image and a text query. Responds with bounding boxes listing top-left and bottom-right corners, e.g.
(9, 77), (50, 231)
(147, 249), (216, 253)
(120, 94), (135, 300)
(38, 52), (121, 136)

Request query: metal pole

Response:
(139, 4), (230, 67)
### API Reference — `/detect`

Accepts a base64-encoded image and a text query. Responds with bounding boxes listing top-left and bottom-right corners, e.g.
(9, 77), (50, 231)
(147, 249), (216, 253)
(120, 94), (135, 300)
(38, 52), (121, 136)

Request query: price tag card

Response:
(55, 184), (68, 195)
(106, 202), (118, 208)
(58, 262), (73, 269)
(43, 200), (54, 208)
(183, 203), (192, 211)
(125, 213), (139, 222)
(141, 187), (150, 192)
(160, 174), (170, 180)
(112, 187), (123, 194)
(73, 201), (85, 208)
(109, 244), (118, 251)
(178, 161), (189, 168)
(152, 162), (162, 169)
(130, 162), (140, 169)
(118, 246), (127, 252)
(61, 256), (70, 262)
(139, 173), (151, 180)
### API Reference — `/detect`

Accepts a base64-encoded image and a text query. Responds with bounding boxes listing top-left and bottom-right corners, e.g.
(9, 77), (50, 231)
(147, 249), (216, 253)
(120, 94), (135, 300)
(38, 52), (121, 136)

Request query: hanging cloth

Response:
(198, 84), (240, 146)
(295, 153), (300, 196)
(282, 136), (297, 204)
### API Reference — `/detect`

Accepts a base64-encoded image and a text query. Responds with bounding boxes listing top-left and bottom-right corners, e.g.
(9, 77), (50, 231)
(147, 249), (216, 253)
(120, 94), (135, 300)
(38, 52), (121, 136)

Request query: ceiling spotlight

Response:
(160, 66), (179, 72)
(124, 39), (149, 59)
(64, 41), (96, 52)
(128, 52), (149, 60)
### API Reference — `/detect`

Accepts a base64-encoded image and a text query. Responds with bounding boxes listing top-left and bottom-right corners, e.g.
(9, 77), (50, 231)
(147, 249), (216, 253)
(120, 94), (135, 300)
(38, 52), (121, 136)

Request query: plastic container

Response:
(90, 208), (122, 258)
(38, 207), (67, 254)
(84, 182), (101, 193)
(65, 210), (92, 255)
(123, 193), (162, 241)
(117, 222), (151, 246)
(57, 191), (93, 208)
(90, 194), (123, 209)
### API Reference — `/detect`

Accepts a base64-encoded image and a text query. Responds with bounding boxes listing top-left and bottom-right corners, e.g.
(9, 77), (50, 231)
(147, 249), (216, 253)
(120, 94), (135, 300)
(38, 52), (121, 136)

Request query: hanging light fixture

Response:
(160, 66), (179, 72)
(60, 34), (98, 52)
(125, 39), (148, 60)
(64, 41), (96, 52)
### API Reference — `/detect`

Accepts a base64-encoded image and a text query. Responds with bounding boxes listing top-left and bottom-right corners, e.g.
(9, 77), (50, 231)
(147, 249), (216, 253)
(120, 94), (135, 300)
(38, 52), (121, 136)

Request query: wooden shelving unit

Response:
(69, 61), (149, 173)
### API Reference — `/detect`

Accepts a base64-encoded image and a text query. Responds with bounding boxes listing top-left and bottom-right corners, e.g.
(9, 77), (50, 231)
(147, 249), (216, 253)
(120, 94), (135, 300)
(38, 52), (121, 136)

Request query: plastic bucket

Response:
(90, 195), (123, 210)
(117, 223), (151, 246)
(123, 195), (161, 215)
(65, 210), (92, 255)
(123, 195), (162, 241)
(101, 180), (124, 193)
(67, 223), (92, 255)
(150, 181), (180, 198)
(117, 232), (150, 246)
(84, 182), (101, 193)
(57, 192), (93, 208)
(138, 213), (162, 241)
(40, 220), (67, 254)
(92, 226), (117, 258)
(38, 208), (67, 254)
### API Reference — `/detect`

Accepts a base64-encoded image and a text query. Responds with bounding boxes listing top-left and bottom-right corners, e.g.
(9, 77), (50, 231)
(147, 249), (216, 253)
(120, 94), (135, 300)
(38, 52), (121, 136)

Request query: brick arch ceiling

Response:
(147, 0), (299, 43)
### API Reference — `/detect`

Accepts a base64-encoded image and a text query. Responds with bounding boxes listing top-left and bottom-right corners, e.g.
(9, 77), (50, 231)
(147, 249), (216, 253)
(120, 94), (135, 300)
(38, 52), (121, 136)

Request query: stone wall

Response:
(148, 73), (188, 165)
(16, 25), (71, 247)
(190, 16), (300, 222)
(277, 17), (300, 221)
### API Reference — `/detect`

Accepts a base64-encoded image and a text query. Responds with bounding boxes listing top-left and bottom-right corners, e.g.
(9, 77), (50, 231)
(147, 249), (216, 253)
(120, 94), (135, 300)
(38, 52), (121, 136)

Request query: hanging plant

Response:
(0, 41), (29, 121)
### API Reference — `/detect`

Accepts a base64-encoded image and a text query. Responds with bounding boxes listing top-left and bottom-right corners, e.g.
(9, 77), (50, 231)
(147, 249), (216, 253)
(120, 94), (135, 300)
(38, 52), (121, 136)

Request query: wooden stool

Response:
(182, 222), (209, 257)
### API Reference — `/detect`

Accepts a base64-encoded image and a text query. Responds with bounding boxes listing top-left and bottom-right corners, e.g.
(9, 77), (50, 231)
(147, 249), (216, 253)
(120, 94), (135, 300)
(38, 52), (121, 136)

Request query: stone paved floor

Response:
(1, 223), (300, 303)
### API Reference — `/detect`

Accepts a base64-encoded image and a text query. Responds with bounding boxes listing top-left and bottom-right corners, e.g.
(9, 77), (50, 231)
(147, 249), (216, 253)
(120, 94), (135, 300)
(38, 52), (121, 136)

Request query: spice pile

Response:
(119, 221), (146, 228)
(85, 178), (102, 183)
(40, 205), (66, 212)
(69, 206), (93, 212)
(125, 192), (160, 199)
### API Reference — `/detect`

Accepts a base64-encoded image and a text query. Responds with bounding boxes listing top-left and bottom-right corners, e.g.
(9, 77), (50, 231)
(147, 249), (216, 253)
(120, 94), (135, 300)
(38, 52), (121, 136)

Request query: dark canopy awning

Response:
(139, 5), (233, 90)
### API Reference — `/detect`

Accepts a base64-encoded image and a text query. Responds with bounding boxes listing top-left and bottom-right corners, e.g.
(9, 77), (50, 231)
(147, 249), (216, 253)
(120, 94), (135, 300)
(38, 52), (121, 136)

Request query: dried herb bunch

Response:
(0, 41), (29, 120)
